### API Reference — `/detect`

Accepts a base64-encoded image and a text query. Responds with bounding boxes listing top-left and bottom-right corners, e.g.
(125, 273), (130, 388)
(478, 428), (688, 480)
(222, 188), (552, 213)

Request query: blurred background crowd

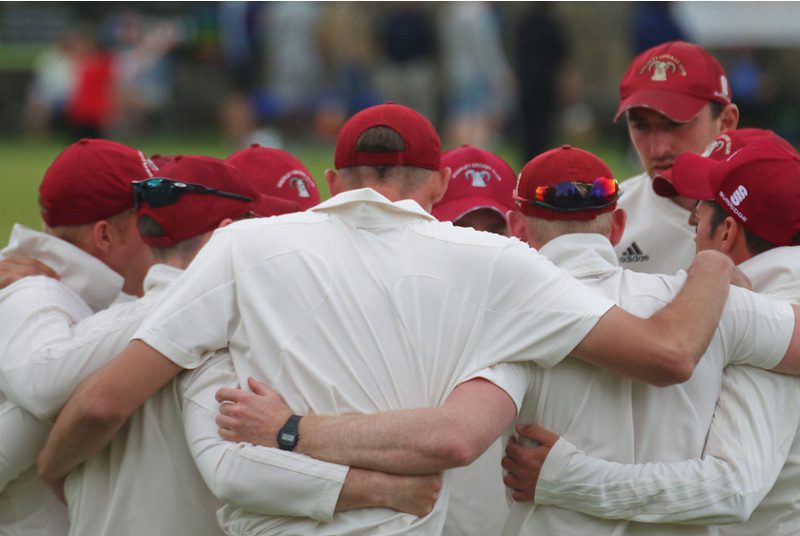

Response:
(2, 1), (799, 164)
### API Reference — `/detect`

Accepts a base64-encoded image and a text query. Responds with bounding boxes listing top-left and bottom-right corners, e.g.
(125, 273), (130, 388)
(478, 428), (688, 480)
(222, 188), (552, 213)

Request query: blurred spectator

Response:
(632, 2), (687, 54)
(64, 35), (115, 139)
(439, 2), (515, 148)
(107, 10), (179, 136)
(316, 2), (380, 138)
(512, 4), (568, 160)
(218, 2), (263, 147)
(23, 29), (90, 137)
(373, 4), (438, 121)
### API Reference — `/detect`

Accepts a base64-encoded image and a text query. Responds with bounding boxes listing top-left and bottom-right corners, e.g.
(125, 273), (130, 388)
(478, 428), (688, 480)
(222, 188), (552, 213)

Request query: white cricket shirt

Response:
(502, 233), (794, 536)
(136, 188), (615, 535)
(615, 173), (696, 274)
(0, 224), (124, 536)
(529, 247), (800, 535)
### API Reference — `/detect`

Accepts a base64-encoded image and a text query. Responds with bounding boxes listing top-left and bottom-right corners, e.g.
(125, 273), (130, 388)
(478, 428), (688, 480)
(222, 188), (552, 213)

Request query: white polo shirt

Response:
(527, 247), (800, 535)
(615, 173), (696, 274)
(0, 224), (124, 536)
(501, 233), (794, 536)
(135, 188), (615, 535)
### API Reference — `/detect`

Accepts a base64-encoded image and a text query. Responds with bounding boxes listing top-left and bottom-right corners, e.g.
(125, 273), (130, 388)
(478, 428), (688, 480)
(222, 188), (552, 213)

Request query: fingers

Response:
(515, 423), (559, 446)
(247, 376), (270, 395)
(215, 387), (247, 403)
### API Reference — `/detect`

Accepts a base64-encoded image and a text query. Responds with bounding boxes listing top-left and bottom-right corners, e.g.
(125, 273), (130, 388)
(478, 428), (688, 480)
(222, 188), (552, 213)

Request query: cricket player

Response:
(40, 104), (741, 535)
(432, 144), (516, 236)
(0, 138), (157, 535)
(227, 144), (320, 210)
(614, 40), (739, 274)
(215, 145), (800, 536)
(512, 135), (800, 535)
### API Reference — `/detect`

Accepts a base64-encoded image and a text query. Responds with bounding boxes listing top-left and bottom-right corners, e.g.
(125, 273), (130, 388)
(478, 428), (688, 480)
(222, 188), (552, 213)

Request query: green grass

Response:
(0, 135), (641, 243)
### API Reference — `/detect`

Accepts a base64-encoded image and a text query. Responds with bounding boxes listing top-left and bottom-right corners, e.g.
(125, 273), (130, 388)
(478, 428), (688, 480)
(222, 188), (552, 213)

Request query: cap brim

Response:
(652, 170), (679, 198)
(670, 153), (719, 200)
(432, 197), (511, 223)
(251, 194), (301, 217)
(615, 89), (708, 123)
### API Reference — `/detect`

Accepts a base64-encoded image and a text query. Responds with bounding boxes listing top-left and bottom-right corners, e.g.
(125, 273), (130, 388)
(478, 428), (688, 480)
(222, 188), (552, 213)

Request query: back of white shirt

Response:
(504, 234), (792, 536)
(138, 190), (614, 535)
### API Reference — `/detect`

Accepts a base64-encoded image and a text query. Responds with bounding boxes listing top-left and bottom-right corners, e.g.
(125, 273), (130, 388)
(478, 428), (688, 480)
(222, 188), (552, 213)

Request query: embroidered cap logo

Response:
(730, 185), (748, 206)
(465, 169), (491, 188)
(640, 54), (687, 82)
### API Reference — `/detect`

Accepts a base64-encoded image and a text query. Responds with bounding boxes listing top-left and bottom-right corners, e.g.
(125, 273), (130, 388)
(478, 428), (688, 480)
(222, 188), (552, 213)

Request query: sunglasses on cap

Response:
(132, 178), (252, 208)
(516, 177), (620, 212)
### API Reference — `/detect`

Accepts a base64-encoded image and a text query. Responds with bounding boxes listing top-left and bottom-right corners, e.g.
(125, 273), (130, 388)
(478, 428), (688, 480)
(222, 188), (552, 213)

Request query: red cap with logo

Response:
(137, 155), (298, 248)
(39, 138), (157, 227)
(432, 145), (516, 223)
(654, 128), (798, 197)
(670, 141), (800, 246)
(227, 145), (320, 210)
(515, 145), (619, 221)
(334, 103), (441, 171)
(616, 40), (732, 123)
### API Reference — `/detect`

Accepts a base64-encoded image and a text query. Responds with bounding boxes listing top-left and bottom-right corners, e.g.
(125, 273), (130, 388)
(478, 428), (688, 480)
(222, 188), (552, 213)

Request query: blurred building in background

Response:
(1, 1), (799, 158)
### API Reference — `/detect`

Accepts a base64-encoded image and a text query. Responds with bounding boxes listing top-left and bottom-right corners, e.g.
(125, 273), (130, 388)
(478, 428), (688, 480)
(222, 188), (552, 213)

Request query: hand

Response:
(215, 377), (292, 447)
(380, 472), (443, 517)
(37, 449), (66, 504)
(502, 423), (559, 502)
(0, 256), (59, 289)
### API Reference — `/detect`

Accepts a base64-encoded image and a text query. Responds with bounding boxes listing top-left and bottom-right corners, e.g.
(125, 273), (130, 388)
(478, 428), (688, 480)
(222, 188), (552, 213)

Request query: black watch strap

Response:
(277, 414), (302, 451)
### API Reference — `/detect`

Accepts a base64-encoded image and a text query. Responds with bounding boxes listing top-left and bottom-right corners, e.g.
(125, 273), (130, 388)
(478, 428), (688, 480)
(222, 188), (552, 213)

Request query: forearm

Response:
(572, 250), (734, 386)
(37, 387), (127, 481)
(535, 437), (779, 525)
(0, 399), (50, 491)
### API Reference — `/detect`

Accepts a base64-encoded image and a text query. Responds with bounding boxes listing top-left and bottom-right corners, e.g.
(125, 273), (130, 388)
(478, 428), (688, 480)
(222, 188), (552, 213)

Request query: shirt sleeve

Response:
(135, 229), (239, 369)
(720, 287), (794, 370)
(460, 362), (531, 414)
(0, 397), (50, 492)
(475, 243), (615, 371)
(0, 301), (146, 420)
(0, 277), (93, 418)
(179, 351), (348, 521)
(535, 365), (798, 524)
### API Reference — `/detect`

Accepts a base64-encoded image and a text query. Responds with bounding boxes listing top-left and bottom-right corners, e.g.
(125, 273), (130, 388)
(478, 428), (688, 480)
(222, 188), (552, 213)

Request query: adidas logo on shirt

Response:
(619, 241), (650, 263)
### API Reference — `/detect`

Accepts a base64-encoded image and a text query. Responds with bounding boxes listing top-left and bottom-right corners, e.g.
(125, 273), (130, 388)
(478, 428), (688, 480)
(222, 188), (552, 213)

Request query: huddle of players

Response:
(1, 39), (799, 535)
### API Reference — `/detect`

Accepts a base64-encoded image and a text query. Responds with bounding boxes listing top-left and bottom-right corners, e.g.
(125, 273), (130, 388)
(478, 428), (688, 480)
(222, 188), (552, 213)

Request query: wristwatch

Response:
(277, 414), (302, 451)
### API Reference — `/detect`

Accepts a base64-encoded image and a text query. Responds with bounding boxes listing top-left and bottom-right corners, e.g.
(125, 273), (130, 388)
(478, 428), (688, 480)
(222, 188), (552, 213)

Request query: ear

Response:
(718, 103), (739, 133)
(217, 217), (234, 229)
(429, 167), (452, 206)
(90, 220), (114, 255)
(506, 210), (529, 242)
(325, 169), (344, 196)
(609, 208), (627, 246)
(717, 216), (740, 254)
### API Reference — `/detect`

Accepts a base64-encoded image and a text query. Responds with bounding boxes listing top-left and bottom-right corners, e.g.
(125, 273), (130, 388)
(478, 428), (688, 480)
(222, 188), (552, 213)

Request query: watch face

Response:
(277, 415), (301, 450)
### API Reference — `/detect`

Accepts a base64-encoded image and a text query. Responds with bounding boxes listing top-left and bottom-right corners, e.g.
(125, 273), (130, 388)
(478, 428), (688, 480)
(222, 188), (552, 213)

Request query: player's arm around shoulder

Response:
(572, 250), (740, 386)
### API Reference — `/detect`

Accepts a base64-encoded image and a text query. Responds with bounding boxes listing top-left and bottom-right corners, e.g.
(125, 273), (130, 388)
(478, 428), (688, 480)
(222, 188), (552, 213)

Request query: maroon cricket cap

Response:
(137, 155), (298, 248)
(334, 103), (441, 171)
(432, 145), (516, 223)
(616, 41), (732, 123)
(39, 138), (157, 227)
(654, 128), (798, 197)
(227, 144), (320, 210)
(515, 145), (618, 221)
(670, 141), (800, 246)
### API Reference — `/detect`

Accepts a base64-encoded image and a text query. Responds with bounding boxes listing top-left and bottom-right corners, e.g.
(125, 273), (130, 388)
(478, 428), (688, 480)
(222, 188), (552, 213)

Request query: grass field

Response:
(0, 134), (642, 243)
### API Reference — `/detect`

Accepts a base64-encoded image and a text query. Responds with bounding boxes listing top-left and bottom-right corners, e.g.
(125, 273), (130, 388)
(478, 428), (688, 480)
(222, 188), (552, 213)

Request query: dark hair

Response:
(354, 126), (405, 179)
(709, 202), (776, 255)
(709, 101), (724, 119)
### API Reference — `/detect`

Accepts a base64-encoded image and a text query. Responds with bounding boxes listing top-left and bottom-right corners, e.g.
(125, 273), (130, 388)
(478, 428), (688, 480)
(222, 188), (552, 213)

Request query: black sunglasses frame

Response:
(132, 178), (252, 208)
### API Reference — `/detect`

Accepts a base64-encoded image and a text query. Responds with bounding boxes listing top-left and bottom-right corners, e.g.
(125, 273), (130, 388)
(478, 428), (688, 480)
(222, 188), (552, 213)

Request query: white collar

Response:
(1, 224), (124, 311)
(311, 188), (435, 229)
(143, 263), (184, 295)
(539, 233), (620, 278)
(738, 246), (800, 303)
